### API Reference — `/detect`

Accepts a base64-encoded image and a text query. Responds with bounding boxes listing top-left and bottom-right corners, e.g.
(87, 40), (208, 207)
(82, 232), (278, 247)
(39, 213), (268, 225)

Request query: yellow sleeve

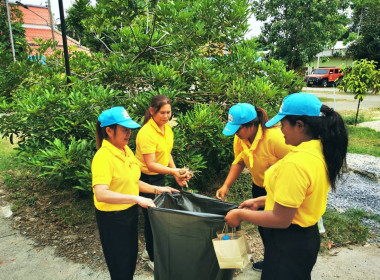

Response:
(137, 127), (158, 155)
(91, 150), (112, 187)
(273, 162), (310, 208)
(233, 135), (243, 159)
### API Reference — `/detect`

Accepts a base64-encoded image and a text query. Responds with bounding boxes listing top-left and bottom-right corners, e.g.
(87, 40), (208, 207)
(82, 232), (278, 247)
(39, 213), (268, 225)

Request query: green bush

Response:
(174, 103), (233, 189)
(0, 1), (303, 193)
(0, 75), (125, 189)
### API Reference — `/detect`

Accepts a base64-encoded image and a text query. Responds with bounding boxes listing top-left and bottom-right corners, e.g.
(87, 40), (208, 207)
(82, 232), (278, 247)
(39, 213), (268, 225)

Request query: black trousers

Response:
(261, 224), (320, 280)
(95, 205), (138, 280)
(252, 182), (267, 252)
(139, 173), (165, 262)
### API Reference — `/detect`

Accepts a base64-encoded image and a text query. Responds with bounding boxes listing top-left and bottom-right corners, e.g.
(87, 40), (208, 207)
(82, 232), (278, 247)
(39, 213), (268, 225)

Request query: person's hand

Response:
(156, 186), (180, 194)
(225, 209), (242, 228)
(172, 168), (187, 179)
(215, 185), (229, 201)
(173, 168), (191, 187)
(239, 199), (259, 211)
(174, 176), (188, 187)
(136, 197), (156, 208)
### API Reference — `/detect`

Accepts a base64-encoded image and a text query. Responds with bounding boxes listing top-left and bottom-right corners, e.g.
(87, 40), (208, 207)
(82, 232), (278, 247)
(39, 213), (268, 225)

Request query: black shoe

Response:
(252, 260), (264, 272)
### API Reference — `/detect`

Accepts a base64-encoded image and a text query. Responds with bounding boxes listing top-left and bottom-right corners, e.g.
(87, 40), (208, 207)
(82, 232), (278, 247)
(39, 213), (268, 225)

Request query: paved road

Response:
(304, 87), (380, 131)
(303, 87), (380, 111)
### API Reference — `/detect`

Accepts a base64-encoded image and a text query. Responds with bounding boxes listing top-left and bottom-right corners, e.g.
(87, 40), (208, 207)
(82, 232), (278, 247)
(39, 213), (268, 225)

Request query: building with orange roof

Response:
(12, 3), (90, 56)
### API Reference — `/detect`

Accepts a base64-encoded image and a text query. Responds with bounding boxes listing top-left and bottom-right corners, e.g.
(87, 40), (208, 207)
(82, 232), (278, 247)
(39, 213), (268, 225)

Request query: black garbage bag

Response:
(148, 191), (238, 280)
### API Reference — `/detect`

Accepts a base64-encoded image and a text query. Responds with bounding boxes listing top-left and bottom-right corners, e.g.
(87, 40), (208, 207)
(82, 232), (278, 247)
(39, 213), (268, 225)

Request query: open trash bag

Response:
(148, 191), (238, 280)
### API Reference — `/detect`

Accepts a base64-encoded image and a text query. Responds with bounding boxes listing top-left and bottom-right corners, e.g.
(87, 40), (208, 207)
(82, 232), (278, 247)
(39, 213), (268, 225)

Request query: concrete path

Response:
(236, 245), (380, 280)
(0, 211), (107, 280)
(303, 87), (380, 111)
(304, 87), (380, 132)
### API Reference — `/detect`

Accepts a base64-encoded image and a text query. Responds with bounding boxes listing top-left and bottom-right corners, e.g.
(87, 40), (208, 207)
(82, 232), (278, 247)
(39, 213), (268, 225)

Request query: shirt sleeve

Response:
(91, 151), (112, 187)
(273, 161), (310, 208)
(138, 130), (158, 155)
(233, 135), (243, 159)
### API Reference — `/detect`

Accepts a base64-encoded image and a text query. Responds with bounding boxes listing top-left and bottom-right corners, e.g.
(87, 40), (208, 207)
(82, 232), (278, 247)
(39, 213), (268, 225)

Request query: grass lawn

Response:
(347, 126), (380, 157)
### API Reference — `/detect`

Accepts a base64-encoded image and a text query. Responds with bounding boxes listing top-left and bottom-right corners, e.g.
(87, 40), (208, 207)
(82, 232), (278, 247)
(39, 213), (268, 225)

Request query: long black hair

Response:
(95, 121), (117, 150)
(284, 105), (348, 191)
(143, 95), (172, 125)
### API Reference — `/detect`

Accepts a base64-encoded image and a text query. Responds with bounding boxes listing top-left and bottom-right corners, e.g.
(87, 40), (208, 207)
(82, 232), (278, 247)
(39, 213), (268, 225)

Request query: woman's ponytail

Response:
(95, 121), (106, 150)
(319, 105), (348, 191)
(95, 121), (117, 150)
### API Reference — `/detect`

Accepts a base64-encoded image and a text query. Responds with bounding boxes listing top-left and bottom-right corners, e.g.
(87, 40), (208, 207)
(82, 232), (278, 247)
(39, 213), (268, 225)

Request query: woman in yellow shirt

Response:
(225, 93), (348, 280)
(92, 106), (178, 280)
(135, 95), (189, 269)
(216, 103), (292, 271)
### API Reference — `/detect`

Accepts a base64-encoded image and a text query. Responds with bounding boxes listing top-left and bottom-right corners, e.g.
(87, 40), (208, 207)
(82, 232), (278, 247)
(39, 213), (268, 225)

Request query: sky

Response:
(11, 0), (262, 38)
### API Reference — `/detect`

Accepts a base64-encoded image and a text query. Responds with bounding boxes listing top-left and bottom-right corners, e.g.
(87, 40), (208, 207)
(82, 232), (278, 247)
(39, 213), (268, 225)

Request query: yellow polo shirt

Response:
(263, 140), (330, 227)
(135, 118), (174, 175)
(92, 140), (141, 211)
(233, 126), (292, 187)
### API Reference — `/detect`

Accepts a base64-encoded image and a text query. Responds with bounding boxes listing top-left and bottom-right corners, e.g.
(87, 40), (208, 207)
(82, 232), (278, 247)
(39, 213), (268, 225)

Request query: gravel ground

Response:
(328, 153), (380, 215)
(327, 153), (380, 243)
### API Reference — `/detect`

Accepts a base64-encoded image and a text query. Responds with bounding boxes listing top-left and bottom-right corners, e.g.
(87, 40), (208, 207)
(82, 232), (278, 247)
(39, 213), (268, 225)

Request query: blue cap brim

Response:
(118, 120), (141, 129)
(223, 122), (240, 136)
(265, 114), (285, 128)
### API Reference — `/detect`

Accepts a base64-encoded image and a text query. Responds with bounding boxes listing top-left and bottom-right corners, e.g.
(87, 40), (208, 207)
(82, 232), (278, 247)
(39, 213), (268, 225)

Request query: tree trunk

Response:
(355, 98), (361, 126)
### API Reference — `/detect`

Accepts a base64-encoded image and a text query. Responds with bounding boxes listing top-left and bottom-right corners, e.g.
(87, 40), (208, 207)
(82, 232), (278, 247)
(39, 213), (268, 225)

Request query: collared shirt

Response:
(264, 139), (330, 227)
(233, 126), (292, 187)
(92, 140), (141, 211)
(135, 118), (174, 175)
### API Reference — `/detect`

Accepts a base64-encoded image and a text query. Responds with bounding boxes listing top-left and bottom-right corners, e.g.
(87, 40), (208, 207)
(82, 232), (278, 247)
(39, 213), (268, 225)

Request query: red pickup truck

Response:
(305, 67), (344, 87)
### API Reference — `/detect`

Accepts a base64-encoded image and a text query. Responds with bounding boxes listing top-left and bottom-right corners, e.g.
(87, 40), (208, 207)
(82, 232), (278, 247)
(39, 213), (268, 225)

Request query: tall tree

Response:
(253, 0), (349, 71)
(346, 0), (380, 67)
(0, 2), (28, 65)
(65, 0), (107, 52)
(76, 0), (252, 55)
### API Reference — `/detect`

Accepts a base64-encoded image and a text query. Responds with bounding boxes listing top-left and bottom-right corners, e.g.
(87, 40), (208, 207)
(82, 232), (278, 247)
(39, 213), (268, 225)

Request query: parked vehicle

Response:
(305, 67), (344, 87)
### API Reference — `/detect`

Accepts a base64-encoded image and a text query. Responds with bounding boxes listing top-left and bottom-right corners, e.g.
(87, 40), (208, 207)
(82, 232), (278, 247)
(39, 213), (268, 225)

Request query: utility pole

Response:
(58, 0), (71, 84)
(47, 0), (56, 46)
(5, 0), (16, 62)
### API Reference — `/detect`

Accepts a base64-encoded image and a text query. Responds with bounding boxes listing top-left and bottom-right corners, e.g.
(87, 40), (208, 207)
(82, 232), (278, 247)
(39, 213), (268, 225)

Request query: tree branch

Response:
(93, 33), (121, 54)
(129, 24), (142, 52)
(132, 13), (157, 63)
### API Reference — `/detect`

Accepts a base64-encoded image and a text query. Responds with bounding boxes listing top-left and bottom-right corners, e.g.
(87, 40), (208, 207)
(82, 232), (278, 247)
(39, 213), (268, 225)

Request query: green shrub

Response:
(0, 1), (303, 193)
(174, 103), (233, 189)
(343, 114), (366, 125)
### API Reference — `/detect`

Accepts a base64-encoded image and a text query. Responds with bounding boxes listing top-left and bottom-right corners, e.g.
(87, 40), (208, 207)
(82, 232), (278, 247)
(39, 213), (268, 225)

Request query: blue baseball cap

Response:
(223, 103), (257, 136)
(98, 106), (141, 129)
(265, 92), (322, 127)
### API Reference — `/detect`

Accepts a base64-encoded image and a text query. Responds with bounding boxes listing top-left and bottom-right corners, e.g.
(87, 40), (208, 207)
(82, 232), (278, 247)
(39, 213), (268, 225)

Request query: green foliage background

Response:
(253, 0), (349, 71)
(0, 0), (303, 193)
(346, 0), (380, 68)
